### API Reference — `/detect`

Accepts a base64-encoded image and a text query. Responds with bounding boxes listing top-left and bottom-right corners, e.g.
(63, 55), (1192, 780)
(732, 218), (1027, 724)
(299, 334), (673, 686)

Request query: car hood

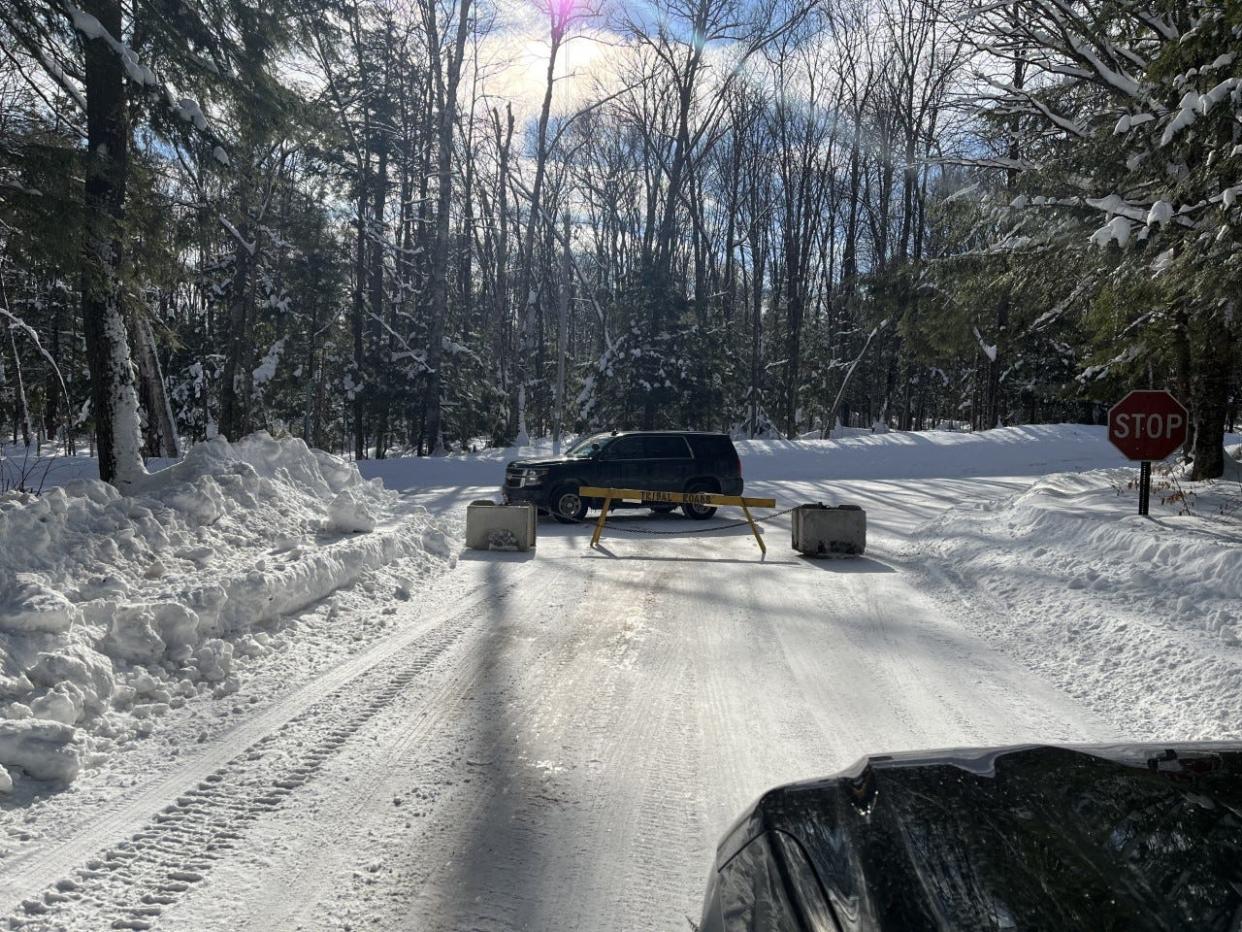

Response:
(506, 456), (579, 469)
(723, 742), (1242, 931)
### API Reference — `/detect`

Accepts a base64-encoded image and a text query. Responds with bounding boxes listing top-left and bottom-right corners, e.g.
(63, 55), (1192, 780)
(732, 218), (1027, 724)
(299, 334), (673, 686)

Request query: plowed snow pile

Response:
(0, 433), (453, 787)
(915, 449), (1242, 740)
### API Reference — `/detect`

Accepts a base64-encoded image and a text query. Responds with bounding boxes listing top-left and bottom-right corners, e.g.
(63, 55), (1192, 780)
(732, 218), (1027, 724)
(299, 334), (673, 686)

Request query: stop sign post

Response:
(1108, 390), (1188, 516)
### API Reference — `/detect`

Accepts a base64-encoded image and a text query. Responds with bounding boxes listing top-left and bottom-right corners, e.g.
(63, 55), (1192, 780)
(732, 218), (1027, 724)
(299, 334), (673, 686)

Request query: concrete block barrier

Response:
(792, 503), (866, 556)
(466, 500), (537, 552)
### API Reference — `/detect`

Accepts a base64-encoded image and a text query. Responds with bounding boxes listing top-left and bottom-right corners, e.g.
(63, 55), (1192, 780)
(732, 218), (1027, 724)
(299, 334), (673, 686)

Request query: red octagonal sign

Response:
(1108, 390), (1188, 461)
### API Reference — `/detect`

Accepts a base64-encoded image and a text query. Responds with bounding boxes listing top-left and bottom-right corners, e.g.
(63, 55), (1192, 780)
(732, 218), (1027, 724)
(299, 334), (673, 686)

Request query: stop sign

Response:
(1108, 390), (1188, 461)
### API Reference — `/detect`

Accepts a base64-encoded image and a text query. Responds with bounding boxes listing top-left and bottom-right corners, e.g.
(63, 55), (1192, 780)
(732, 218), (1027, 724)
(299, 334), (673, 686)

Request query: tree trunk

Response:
(1189, 312), (1234, 480)
(132, 313), (180, 457)
(749, 237), (765, 437)
(80, 0), (145, 487)
(352, 151), (370, 460)
(493, 106), (513, 415)
(513, 23), (564, 444)
(553, 214), (570, 453)
(6, 329), (32, 448)
(422, 0), (473, 455)
(218, 231), (255, 440)
(1172, 306), (1193, 456)
(371, 108), (391, 458)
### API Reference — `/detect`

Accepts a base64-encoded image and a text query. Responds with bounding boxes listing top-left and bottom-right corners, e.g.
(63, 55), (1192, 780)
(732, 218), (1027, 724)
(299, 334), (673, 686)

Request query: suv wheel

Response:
(550, 485), (588, 524)
(682, 481), (719, 520)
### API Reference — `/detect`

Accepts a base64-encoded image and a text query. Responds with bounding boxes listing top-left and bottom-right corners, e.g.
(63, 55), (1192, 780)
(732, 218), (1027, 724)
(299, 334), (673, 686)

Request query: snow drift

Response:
(915, 454), (1242, 741)
(0, 433), (453, 786)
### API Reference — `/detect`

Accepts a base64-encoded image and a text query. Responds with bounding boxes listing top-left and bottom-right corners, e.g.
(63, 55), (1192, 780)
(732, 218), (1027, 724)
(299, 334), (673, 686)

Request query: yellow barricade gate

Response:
(578, 486), (778, 554)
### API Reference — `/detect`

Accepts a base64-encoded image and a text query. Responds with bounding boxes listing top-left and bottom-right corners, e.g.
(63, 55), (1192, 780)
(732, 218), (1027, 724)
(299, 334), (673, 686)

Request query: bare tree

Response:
(421, 0), (475, 455)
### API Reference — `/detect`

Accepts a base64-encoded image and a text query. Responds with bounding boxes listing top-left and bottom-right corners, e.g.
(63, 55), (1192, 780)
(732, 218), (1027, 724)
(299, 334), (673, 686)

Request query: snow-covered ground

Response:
(0, 435), (454, 808)
(915, 457), (1242, 739)
(0, 424), (1239, 930)
(365, 423), (1242, 742)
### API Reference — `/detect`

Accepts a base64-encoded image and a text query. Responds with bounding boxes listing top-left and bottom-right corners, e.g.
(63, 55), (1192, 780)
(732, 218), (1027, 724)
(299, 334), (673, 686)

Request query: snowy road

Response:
(2, 474), (1115, 931)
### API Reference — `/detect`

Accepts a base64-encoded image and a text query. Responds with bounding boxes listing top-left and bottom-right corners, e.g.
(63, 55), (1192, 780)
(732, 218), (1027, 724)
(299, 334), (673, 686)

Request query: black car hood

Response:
(725, 742), (1242, 931)
(506, 456), (579, 469)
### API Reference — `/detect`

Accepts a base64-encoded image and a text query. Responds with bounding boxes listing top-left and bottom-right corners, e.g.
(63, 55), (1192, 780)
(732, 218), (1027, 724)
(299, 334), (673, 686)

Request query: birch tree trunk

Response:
(132, 313), (180, 458)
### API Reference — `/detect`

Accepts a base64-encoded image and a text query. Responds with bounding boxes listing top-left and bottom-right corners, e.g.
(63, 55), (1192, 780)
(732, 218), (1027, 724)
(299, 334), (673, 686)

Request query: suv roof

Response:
(602, 430), (728, 436)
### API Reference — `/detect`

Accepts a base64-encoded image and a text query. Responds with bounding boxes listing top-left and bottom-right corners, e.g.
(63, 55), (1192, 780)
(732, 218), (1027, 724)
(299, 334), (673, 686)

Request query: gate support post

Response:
(740, 503), (765, 555)
(591, 495), (612, 548)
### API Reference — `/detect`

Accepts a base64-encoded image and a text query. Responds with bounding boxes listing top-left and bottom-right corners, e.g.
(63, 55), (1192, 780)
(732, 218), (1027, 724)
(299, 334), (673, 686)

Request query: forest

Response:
(0, 0), (1238, 483)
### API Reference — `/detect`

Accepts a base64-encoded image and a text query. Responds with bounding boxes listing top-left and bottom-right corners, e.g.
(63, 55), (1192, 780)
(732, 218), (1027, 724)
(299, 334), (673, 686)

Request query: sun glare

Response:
(480, 14), (610, 119)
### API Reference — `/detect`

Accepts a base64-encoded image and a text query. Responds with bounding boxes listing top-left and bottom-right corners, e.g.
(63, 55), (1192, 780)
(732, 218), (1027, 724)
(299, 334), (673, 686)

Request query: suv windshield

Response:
(565, 432), (610, 458)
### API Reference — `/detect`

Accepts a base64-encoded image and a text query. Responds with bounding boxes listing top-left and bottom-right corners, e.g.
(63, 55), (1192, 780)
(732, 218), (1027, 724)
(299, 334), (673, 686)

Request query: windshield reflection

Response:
(565, 432), (610, 458)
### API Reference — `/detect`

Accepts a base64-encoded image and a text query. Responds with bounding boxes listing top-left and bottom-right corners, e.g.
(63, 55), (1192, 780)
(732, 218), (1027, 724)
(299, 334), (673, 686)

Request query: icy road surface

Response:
(1, 472), (1115, 932)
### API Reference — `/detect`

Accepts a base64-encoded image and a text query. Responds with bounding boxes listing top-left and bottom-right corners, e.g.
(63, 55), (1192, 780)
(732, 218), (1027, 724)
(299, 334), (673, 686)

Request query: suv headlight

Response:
(522, 468), (548, 483)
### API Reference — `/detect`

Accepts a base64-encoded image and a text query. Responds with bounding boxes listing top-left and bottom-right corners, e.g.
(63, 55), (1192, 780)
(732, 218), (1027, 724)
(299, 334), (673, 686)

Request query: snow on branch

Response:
(1131, 8), (1178, 42)
(1159, 91), (1200, 146)
(1079, 343), (1141, 382)
(972, 325), (997, 362)
(1030, 0), (1150, 99)
(935, 155), (1041, 173)
(981, 76), (1088, 138)
(1063, 31), (1144, 99)
(64, 4), (158, 86)
(366, 311), (433, 375)
(218, 216), (256, 256)
(1113, 112), (1154, 134)
(1084, 194), (1198, 236)
(1089, 216), (1133, 248)
(1084, 194), (1147, 224)
(61, 3), (229, 164)
(36, 48), (87, 112)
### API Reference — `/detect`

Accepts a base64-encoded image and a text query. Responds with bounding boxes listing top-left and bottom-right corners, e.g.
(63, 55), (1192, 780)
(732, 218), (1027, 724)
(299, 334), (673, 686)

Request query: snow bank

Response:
(0, 433), (453, 786)
(357, 424), (1124, 492)
(914, 456), (1242, 740)
(740, 424), (1117, 481)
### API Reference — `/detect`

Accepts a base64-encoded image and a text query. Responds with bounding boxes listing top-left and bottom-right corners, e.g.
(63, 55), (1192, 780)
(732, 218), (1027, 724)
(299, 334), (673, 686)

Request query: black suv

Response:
(503, 431), (743, 523)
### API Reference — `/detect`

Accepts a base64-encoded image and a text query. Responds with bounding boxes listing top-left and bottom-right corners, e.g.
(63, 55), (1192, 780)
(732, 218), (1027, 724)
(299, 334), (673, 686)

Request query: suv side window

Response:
(691, 436), (730, 460)
(604, 436), (644, 460)
(644, 436), (693, 459)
